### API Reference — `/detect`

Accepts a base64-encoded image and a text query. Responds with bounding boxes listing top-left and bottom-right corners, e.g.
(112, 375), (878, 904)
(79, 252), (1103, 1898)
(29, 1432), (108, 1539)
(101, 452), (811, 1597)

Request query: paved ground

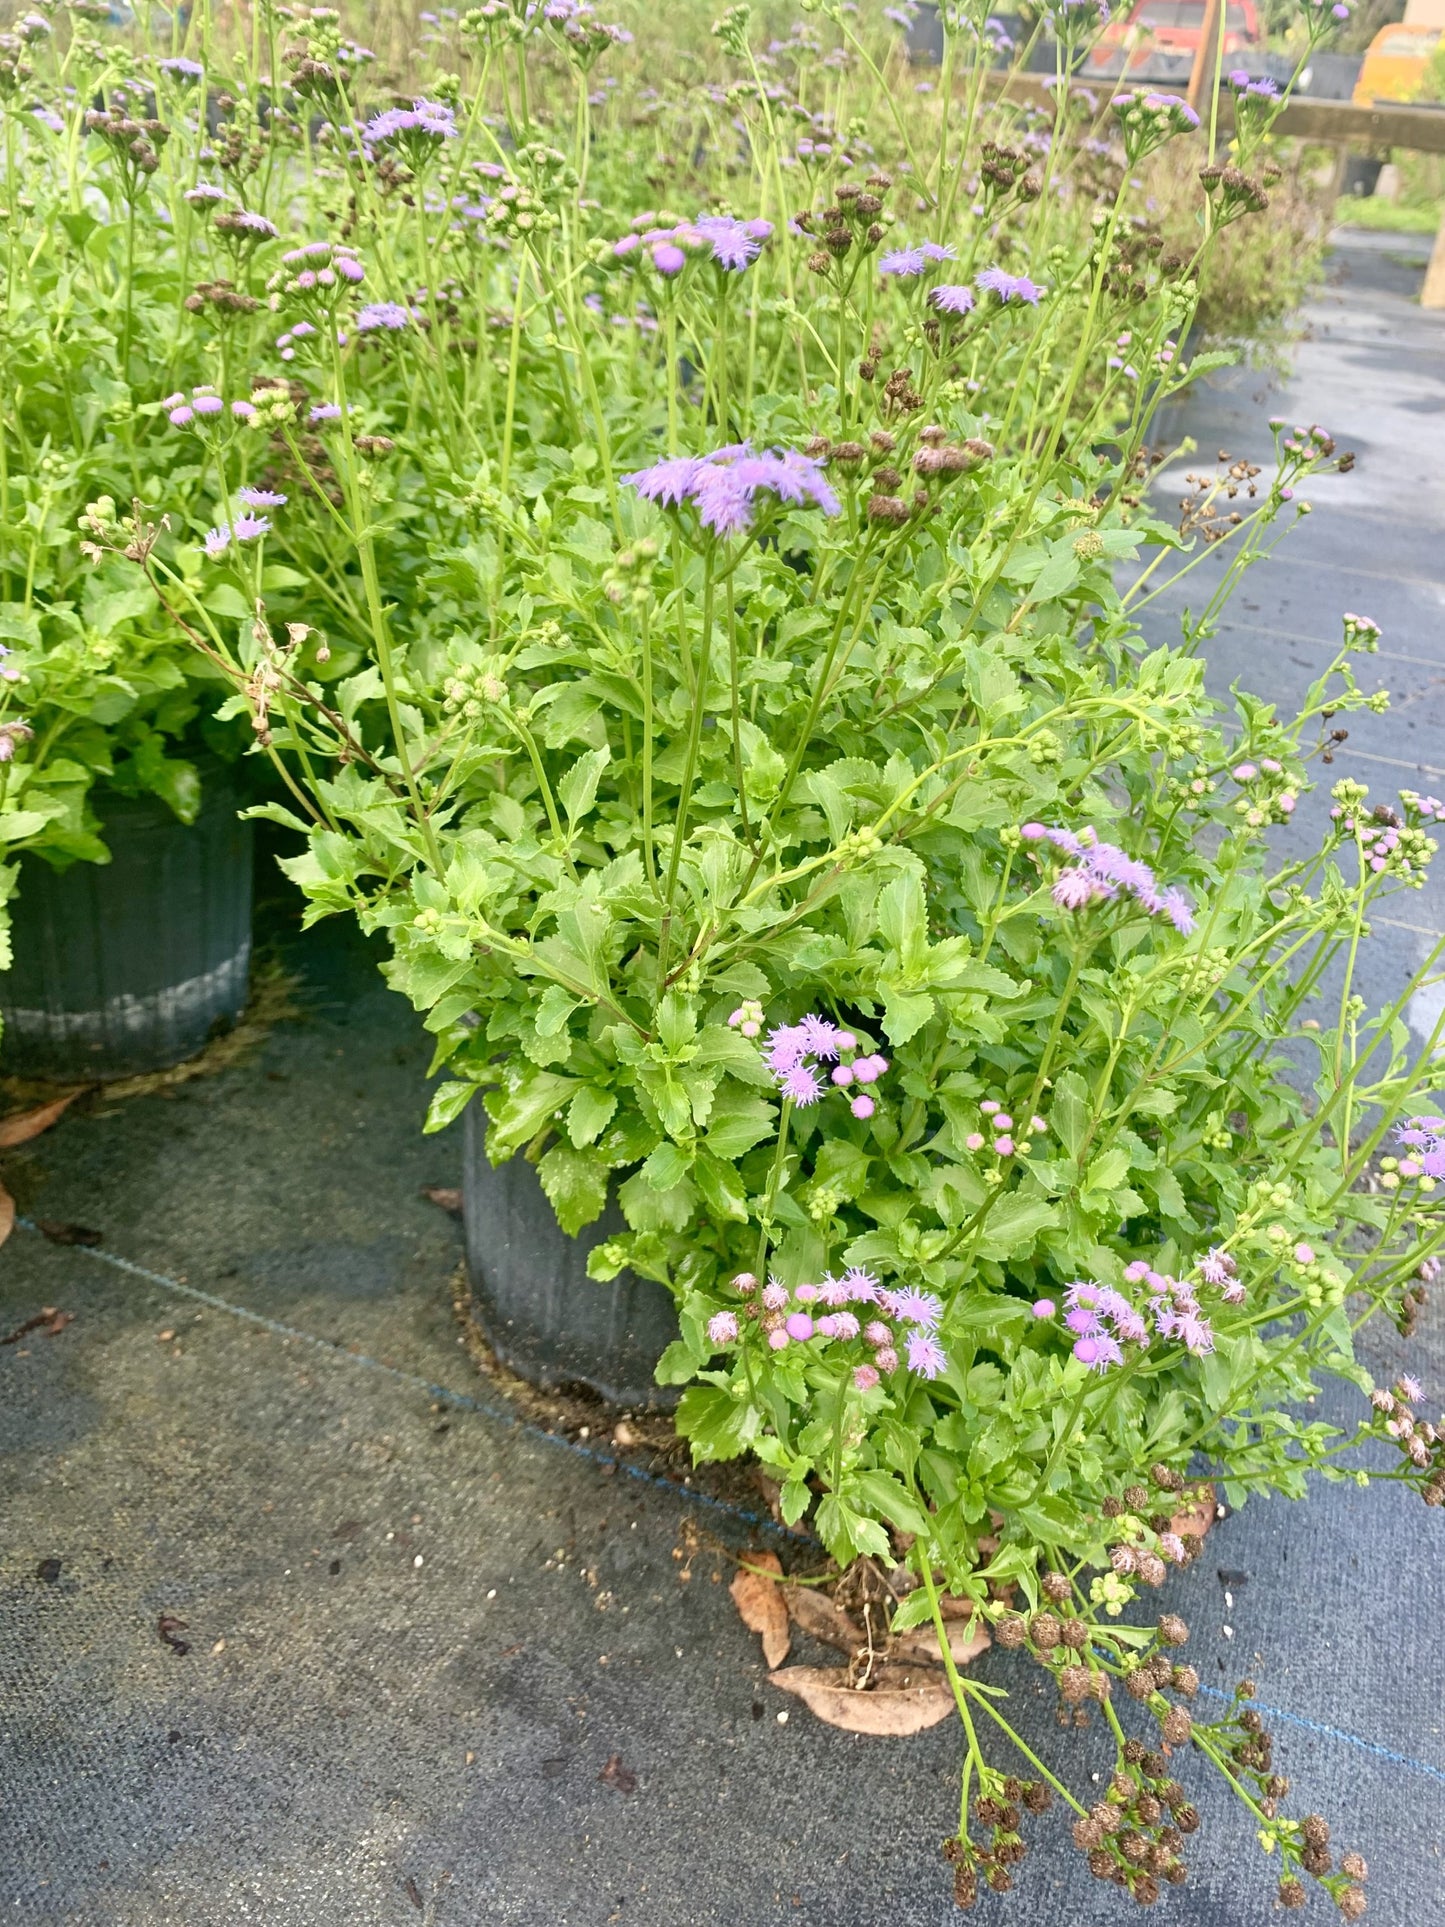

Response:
(1, 230), (1443, 1926)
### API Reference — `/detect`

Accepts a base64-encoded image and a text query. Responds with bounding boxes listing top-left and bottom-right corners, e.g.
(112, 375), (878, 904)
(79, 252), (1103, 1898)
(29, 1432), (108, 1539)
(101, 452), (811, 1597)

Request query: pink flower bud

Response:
(850, 1095), (875, 1119)
(794, 1283), (818, 1302)
(1032, 1298), (1055, 1318)
(767, 1328), (790, 1350)
(785, 1312), (814, 1342)
(831, 1063), (854, 1086)
(874, 1346), (898, 1372)
(853, 1364), (880, 1392)
(732, 1272), (758, 1294)
(1293, 1243), (1315, 1265)
(993, 1135), (1014, 1156)
(965, 1132), (985, 1151)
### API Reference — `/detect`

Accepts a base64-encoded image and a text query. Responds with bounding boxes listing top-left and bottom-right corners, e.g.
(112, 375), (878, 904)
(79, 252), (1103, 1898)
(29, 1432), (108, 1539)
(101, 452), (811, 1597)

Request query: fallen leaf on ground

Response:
(420, 1185), (463, 1216)
(597, 1752), (637, 1794)
(36, 1558), (62, 1584)
(403, 1876), (423, 1911)
(157, 1613), (190, 1656)
(2, 1306), (74, 1346)
(1172, 1483), (1217, 1541)
(731, 1551), (790, 1668)
(0, 1089), (86, 1148)
(782, 1585), (864, 1656)
(36, 1220), (102, 1248)
(0, 1178), (13, 1251)
(768, 1663), (957, 1735)
(893, 1616), (992, 1669)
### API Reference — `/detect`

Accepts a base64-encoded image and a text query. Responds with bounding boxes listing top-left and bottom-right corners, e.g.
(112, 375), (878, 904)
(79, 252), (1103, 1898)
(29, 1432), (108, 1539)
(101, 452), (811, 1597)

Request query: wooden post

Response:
(1424, 199), (1445, 312)
(1186, 0), (1224, 117)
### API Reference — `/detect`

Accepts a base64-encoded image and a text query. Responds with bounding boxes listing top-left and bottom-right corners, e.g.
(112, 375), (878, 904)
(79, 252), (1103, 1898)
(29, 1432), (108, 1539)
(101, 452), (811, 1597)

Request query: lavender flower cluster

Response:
(360, 97), (458, 152)
(612, 212), (773, 274)
(1037, 1252), (1237, 1373)
(707, 1267), (946, 1383)
(1370, 1376), (1445, 1505)
(1391, 1116), (1445, 1183)
(267, 241), (365, 309)
(1020, 824), (1195, 933)
(1110, 91), (1199, 161)
(622, 442), (838, 536)
(745, 1010), (888, 1118)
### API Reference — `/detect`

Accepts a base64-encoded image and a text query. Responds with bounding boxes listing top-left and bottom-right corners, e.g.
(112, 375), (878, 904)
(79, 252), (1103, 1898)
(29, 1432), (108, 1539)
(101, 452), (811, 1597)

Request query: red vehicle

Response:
(1083, 0), (1263, 81)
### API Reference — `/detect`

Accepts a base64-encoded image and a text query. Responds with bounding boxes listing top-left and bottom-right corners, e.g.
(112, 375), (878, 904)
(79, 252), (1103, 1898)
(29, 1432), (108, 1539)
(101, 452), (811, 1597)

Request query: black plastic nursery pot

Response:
(462, 1104), (680, 1410)
(0, 766), (253, 1081)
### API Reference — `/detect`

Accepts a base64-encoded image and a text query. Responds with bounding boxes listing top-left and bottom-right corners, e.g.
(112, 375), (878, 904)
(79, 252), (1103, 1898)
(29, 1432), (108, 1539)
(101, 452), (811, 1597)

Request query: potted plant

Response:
(66, 0), (1445, 1910)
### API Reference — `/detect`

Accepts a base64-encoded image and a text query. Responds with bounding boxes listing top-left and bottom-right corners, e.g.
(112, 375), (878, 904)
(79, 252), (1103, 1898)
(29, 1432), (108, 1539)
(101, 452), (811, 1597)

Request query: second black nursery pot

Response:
(462, 1105), (680, 1409)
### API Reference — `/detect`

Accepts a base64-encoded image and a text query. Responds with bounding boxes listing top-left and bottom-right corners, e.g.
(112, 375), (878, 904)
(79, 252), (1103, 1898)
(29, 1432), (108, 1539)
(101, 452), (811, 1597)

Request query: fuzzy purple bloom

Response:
(977, 265), (1045, 305)
(905, 1330), (947, 1379)
(928, 282), (976, 316)
(238, 487), (287, 508)
(357, 301), (413, 331)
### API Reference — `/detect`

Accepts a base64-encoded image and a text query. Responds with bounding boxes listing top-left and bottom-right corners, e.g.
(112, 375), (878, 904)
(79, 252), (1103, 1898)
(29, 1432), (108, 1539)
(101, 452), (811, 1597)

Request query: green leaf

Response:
(534, 983), (582, 1037)
(881, 989), (935, 1045)
(1050, 1069), (1090, 1160)
(692, 1147), (749, 1222)
(676, 1381), (753, 1460)
(425, 1079), (478, 1133)
(537, 1143), (609, 1235)
(642, 1140), (693, 1190)
(655, 1338), (701, 1385)
(558, 745), (610, 834)
(567, 1085), (617, 1148)
(974, 1194), (1060, 1261)
(204, 583), (251, 621)
(846, 1468), (931, 1536)
(485, 1070), (579, 1159)
(704, 1088), (777, 1159)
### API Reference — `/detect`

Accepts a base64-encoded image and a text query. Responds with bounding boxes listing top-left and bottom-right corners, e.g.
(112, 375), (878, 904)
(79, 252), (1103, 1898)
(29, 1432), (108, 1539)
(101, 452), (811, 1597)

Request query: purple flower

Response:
(1032, 1298), (1055, 1318)
(168, 405), (194, 427)
(785, 1311), (815, 1342)
(890, 1288), (942, 1329)
(843, 1269), (880, 1304)
(905, 1330), (947, 1378)
(159, 56), (204, 79)
(1160, 886), (1195, 935)
(362, 98), (458, 148)
(357, 301), (414, 332)
(1174, 1309), (1215, 1356)
(203, 525), (231, 558)
(310, 403), (342, 423)
(781, 1063), (823, 1106)
(1073, 1332), (1122, 1372)
(622, 443), (838, 535)
(238, 487), (287, 508)
(651, 242), (686, 274)
(1397, 1374), (1423, 1404)
(1052, 868), (1102, 910)
(798, 1014), (842, 1059)
(193, 395), (225, 417)
(707, 1310), (739, 1344)
(230, 400), (256, 421)
(764, 1023), (809, 1073)
(928, 283), (975, 316)
(695, 214), (770, 270)
(851, 1094), (875, 1120)
(977, 266), (1045, 305)
(854, 1363), (880, 1391)
(232, 514), (272, 541)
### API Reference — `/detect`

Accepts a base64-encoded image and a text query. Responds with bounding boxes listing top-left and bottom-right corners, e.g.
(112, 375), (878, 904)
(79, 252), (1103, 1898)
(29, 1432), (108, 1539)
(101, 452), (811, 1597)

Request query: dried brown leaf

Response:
(597, 1752), (637, 1794)
(893, 1616), (992, 1669)
(1172, 1483), (1217, 1541)
(767, 1663), (957, 1735)
(731, 1551), (790, 1668)
(0, 1178), (13, 1251)
(0, 1090), (85, 1148)
(782, 1584), (865, 1656)
(420, 1185), (463, 1216)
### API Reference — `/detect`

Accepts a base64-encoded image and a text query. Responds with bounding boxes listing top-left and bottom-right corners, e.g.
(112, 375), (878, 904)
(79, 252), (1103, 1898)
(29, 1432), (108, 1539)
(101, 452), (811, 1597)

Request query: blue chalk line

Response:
(18, 1219), (1445, 1793)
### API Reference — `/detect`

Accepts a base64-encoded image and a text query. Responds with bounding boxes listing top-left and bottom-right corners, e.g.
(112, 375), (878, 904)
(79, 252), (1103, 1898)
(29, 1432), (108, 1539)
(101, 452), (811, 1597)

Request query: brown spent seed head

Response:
(1161, 1707), (1192, 1747)
(1340, 1852), (1368, 1881)
(1301, 1844), (1332, 1877)
(1124, 1484), (1150, 1511)
(1072, 1816), (1103, 1850)
(1337, 1886), (1367, 1920)
(1030, 1611), (1062, 1650)
(995, 1615), (1027, 1649)
(1278, 1877), (1307, 1909)
(1302, 1815), (1331, 1849)
(1174, 1804), (1200, 1835)
(1061, 1618), (1089, 1650)
(866, 493), (910, 525)
(1171, 1665), (1199, 1698)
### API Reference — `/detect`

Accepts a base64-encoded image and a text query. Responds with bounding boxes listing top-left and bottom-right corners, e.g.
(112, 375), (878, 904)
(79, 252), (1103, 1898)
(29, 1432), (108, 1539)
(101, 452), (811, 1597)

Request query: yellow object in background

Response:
(1351, 23), (1442, 106)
